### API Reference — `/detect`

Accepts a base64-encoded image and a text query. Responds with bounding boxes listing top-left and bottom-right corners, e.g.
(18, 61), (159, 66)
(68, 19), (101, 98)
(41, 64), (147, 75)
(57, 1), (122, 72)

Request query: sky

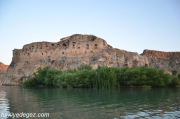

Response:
(0, 0), (180, 65)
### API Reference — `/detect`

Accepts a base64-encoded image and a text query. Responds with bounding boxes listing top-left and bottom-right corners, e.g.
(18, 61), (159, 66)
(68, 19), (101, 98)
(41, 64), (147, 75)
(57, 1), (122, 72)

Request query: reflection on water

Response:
(0, 86), (180, 119)
(0, 86), (9, 119)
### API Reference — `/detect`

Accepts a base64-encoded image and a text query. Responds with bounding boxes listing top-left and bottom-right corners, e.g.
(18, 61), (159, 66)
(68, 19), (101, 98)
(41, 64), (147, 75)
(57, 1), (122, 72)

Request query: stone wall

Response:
(3, 34), (149, 84)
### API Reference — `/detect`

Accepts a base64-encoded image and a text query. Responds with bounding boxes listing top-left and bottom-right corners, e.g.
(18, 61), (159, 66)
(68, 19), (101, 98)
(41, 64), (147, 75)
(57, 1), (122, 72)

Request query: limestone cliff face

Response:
(141, 49), (180, 59)
(0, 62), (8, 83)
(141, 50), (180, 74)
(0, 62), (8, 73)
(2, 34), (149, 84)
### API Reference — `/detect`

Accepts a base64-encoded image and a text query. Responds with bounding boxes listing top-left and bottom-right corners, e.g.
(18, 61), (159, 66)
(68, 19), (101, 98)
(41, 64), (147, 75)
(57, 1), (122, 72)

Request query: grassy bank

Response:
(22, 65), (180, 89)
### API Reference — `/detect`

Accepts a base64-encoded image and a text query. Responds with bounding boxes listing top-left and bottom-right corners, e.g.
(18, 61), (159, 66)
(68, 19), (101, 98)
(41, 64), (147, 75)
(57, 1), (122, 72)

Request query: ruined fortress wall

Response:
(142, 49), (180, 59)
(3, 34), (149, 84)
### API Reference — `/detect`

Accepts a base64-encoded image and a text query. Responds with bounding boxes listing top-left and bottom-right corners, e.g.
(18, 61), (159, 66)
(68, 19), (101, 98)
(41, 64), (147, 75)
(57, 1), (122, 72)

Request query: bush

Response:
(170, 76), (180, 86)
(22, 65), (176, 88)
(178, 73), (180, 80)
(92, 66), (120, 89)
(45, 69), (62, 86)
(56, 69), (95, 88)
(91, 35), (97, 41)
(22, 77), (38, 87)
(78, 64), (92, 70)
(142, 85), (151, 88)
(172, 70), (177, 76)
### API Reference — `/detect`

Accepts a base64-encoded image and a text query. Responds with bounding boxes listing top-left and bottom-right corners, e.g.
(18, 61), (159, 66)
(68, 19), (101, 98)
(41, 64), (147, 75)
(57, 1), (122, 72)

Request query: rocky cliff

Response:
(141, 49), (180, 59)
(141, 50), (180, 74)
(0, 62), (8, 74)
(0, 62), (8, 83)
(2, 34), (149, 84)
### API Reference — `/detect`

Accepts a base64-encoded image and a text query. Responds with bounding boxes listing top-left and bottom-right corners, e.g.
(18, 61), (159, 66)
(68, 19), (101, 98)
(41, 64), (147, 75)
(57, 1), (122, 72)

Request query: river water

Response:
(0, 85), (180, 119)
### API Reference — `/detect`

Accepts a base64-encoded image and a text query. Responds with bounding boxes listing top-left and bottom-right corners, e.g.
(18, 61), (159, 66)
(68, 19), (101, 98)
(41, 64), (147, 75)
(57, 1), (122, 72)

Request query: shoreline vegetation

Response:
(22, 65), (180, 89)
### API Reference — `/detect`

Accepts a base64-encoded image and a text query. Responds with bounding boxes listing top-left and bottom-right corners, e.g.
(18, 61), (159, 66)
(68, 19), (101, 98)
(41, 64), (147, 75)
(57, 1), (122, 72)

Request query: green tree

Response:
(78, 64), (92, 70)
(178, 73), (180, 80)
(172, 70), (177, 76)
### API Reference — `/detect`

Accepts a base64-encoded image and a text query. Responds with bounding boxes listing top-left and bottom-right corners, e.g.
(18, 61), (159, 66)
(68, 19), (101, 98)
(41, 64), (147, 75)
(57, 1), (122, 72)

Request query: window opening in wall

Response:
(42, 53), (43, 55)
(125, 64), (128, 66)
(78, 47), (80, 49)
(145, 64), (148, 67)
(95, 44), (97, 46)
(63, 43), (67, 46)
(52, 44), (54, 46)
(72, 42), (76, 47)
(62, 52), (64, 54)
(86, 44), (89, 49)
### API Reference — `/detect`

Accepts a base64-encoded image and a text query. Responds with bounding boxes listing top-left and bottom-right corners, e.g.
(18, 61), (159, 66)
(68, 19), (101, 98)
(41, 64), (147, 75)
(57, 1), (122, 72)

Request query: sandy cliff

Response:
(141, 50), (180, 74)
(2, 34), (149, 84)
(0, 62), (8, 73)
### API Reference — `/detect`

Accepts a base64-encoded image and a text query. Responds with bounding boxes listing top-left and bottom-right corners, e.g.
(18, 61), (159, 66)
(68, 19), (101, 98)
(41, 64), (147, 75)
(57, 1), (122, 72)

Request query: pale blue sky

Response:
(0, 0), (180, 65)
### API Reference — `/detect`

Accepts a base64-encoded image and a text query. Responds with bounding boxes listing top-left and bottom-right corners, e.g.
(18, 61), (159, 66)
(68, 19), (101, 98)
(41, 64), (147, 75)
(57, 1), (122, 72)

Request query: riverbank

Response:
(22, 65), (180, 89)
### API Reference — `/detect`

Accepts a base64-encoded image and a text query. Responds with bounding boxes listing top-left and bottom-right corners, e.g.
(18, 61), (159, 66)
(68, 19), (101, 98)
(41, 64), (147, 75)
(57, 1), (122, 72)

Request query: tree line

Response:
(22, 65), (180, 88)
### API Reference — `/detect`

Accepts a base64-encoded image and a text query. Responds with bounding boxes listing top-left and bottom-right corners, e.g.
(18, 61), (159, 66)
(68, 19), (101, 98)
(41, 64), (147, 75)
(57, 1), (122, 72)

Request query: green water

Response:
(0, 86), (180, 119)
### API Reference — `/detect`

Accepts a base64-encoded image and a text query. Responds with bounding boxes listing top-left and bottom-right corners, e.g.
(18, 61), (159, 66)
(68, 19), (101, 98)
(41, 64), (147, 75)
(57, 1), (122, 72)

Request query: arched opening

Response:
(63, 43), (67, 46)
(42, 53), (43, 55)
(95, 44), (98, 49)
(52, 44), (54, 46)
(86, 44), (89, 49)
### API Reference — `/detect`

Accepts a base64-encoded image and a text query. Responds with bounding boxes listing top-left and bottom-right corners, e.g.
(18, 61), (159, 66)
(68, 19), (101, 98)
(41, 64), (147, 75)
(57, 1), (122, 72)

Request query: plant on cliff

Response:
(77, 64), (92, 70)
(91, 35), (97, 41)
(172, 70), (177, 76)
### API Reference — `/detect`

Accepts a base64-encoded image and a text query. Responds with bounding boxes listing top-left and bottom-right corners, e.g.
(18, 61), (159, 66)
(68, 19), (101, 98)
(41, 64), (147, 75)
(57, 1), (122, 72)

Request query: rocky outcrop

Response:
(141, 50), (180, 74)
(141, 49), (180, 59)
(0, 62), (8, 83)
(0, 62), (8, 74)
(2, 34), (149, 84)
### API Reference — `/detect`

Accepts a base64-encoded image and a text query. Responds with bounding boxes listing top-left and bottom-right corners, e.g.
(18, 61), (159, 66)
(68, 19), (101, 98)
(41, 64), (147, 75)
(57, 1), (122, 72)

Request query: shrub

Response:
(142, 85), (151, 88)
(78, 64), (92, 70)
(56, 69), (95, 88)
(45, 69), (62, 86)
(91, 35), (97, 41)
(22, 65), (176, 88)
(170, 76), (180, 86)
(178, 73), (180, 80)
(172, 70), (177, 76)
(22, 77), (38, 87)
(92, 66), (120, 89)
